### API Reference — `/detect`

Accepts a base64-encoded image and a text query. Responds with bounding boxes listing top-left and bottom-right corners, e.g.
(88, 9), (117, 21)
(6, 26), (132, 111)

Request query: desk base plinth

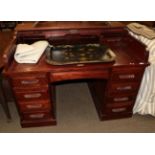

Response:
(21, 118), (57, 128)
(99, 112), (133, 121)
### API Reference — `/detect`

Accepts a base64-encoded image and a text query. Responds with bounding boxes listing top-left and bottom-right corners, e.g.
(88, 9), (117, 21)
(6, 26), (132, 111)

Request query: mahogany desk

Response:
(2, 22), (149, 127)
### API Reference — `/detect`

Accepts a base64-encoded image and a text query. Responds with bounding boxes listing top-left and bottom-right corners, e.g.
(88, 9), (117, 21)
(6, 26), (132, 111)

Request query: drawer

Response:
(106, 93), (136, 103)
(111, 69), (144, 82)
(104, 105), (133, 115)
(11, 74), (48, 88)
(21, 111), (53, 120)
(14, 87), (49, 101)
(51, 70), (109, 82)
(108, 82), (140, 95)
(18, 100), (52, 112)
(106, 101), (133, 108)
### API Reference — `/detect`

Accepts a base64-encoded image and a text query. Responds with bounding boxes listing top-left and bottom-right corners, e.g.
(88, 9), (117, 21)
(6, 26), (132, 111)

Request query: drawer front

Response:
(111, 70), (144, 82)
(104, 105), (133, 115)
(22, 111), (52, 120)
(14, 88), (49, 101)
(109, 82), (139, 94)
(18, 100), (51, 112)
(11, 74), (48, 88)
(51, 70), (109, 82)
(106, 94), (136, 103)
(106, 101), (133, 108)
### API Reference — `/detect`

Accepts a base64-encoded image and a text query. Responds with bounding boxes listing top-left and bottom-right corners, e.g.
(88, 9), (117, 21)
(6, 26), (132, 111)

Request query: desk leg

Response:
(0, 76), (11, 121)
(88, 79), (107, 120)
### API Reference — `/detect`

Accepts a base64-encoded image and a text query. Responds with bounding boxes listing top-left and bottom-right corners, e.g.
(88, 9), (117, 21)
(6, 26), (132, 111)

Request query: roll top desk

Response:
(2, 22), (149, 127)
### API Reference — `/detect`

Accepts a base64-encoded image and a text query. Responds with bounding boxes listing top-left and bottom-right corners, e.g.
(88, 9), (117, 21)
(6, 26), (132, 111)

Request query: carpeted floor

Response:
(0, 82), (155, 133)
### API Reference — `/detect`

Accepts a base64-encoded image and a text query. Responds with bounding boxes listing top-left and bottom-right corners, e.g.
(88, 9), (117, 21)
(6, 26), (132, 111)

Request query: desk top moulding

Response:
(15, 21), (124, 31)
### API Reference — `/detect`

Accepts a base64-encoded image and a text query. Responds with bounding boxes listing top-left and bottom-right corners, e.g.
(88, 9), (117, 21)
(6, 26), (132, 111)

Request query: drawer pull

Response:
(69, 29), (79, 34)
(114, 97), (129, 102)
(29, 113), (45, 118)
(26, 104), (42, 109)
(116, 86), (132, 91)
(112, 108), (127, 112)
(21, 79), (39, 85)
(119, 74), (135, 79)
(24, 93), (41, 99)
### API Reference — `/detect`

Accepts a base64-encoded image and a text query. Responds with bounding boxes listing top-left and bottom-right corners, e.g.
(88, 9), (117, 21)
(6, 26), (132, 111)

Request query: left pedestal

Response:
(9, 72), (56, 127)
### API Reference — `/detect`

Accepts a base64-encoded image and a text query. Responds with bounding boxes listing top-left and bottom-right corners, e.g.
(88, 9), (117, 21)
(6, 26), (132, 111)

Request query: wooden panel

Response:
(11, 74), (48, 88)
(100, 112), (132, 120)
(111, 68), (144, 82)
(50, 70), (110, 82)
(106, 93), (136, 103)
(15, 22), (124, 31)
(21, 117), (56, 127)
(18, 100), (52, 112)
(103, 105), (133, 115)
(108, 82), (140, 95)
(21, 111), (53, 120)
(14, 87), (49, 101)
(106, 101), (133, 108)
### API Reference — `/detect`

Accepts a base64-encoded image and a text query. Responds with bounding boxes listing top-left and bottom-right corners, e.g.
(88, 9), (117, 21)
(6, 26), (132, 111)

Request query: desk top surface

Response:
(3, 22), (148, 74)
(7, 35), (148, 74)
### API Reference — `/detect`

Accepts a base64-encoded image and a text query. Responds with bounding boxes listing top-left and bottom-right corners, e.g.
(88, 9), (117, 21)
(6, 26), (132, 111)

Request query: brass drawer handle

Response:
(69, 29), (79, 34)
(119, 74), (135, 79)
(114, 97), (129, 102)
(26, 104), (42, 109)
(29, 113), (45, 118)
(24, 93), (42, 99)
(21, 79), (39, 85)
(106, 38), (121, 42)
(112, 108), (127, 112)
(116, 86), (132, 91)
